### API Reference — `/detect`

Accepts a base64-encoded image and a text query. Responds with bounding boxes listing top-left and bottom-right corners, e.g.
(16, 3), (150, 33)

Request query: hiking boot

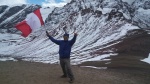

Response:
(69, 79), (74, 83)
(60, 75), (67, 78)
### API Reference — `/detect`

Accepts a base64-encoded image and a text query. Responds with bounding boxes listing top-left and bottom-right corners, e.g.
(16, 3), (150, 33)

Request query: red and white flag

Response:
(15, 8), (44, 37)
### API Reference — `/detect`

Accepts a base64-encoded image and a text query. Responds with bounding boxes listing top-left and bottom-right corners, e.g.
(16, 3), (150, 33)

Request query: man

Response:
(46, 31), (77, 83)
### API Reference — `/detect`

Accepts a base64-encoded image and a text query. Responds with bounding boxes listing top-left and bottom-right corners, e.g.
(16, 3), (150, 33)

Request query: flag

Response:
(15, 8), (44, 37)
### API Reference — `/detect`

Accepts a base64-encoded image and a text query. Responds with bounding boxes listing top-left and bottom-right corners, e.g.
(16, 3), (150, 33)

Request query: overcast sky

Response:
(0, 0), (71, 7)
(0, 0), (135, 7)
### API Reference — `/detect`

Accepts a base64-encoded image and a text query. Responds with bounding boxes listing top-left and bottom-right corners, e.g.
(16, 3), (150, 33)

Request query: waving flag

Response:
(15, 8), (44, 37)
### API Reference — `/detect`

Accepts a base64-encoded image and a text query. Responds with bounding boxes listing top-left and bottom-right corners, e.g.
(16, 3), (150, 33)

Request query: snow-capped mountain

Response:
(132, 0), (150, 29)
(0, 4), (41, 33)
(0, 0), (150, 65)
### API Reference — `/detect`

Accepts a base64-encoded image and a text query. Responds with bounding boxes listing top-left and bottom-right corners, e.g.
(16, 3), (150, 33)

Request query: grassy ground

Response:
(0, 60), (150, 84)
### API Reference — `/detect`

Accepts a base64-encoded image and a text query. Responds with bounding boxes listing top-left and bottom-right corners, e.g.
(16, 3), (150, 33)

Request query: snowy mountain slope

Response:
(132, 0), (150, 29)
(0, 5), (8, 15)
(0, 4), (41, 33)
(0, 0), (150, 65)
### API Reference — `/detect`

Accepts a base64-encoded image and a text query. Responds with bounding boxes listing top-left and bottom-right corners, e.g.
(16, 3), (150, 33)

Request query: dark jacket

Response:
(48, 35), (77, 59)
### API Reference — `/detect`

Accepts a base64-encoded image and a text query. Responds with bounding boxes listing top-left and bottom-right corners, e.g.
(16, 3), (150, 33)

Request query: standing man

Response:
(46, 31), (77, 83)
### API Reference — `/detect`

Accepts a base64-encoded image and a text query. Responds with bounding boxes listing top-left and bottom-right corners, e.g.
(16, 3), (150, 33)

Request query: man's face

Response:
(63, 36), (69, 41)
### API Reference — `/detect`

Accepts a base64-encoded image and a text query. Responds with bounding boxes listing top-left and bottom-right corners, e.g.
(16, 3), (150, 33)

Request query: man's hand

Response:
(74, 33), (78, 36)
(46, 31), (50, 37)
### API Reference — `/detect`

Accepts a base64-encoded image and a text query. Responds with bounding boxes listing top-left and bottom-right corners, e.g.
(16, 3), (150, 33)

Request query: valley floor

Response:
(0, 61), (150, 84)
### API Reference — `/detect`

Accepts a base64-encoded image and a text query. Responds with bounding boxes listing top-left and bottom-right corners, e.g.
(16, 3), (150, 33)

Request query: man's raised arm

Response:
(70, 33), (78, 45)
(46, 31), (60, 45)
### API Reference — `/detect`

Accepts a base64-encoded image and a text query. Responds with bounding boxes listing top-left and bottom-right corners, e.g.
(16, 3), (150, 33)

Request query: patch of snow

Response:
(0, 6), (10, 18)
(0, 5), (30, 25)
(0, 33), (23, 49)
(75, 12), (82, 25)
(0, 33), (22, 40)
(0, 57), (17, 61)
(101, 8), (112, 14)
(122, 0), (135, 4)
(71, 53), (117, 65)
(118, 10), (131, 20)
(86, 53), (117, 61)
(141, 53), (150, 64)
(102, 59), (111, 61)
(137, 8), (150, 15)
(80, 66), (107, 69)
(105, 62), (111, 64)
(133, 8), (150, 28)
(120, 24), (139, 34)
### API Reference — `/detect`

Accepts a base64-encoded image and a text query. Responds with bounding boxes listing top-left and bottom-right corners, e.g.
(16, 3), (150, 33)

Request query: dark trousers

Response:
(60, 58), (74, 79)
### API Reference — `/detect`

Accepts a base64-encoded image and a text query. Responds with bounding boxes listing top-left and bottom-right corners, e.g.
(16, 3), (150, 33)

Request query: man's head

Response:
(63, 33), (69, 41)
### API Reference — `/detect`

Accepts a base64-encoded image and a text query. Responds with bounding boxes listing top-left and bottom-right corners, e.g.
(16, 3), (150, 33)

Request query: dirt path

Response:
(0, 61), (150, 84)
